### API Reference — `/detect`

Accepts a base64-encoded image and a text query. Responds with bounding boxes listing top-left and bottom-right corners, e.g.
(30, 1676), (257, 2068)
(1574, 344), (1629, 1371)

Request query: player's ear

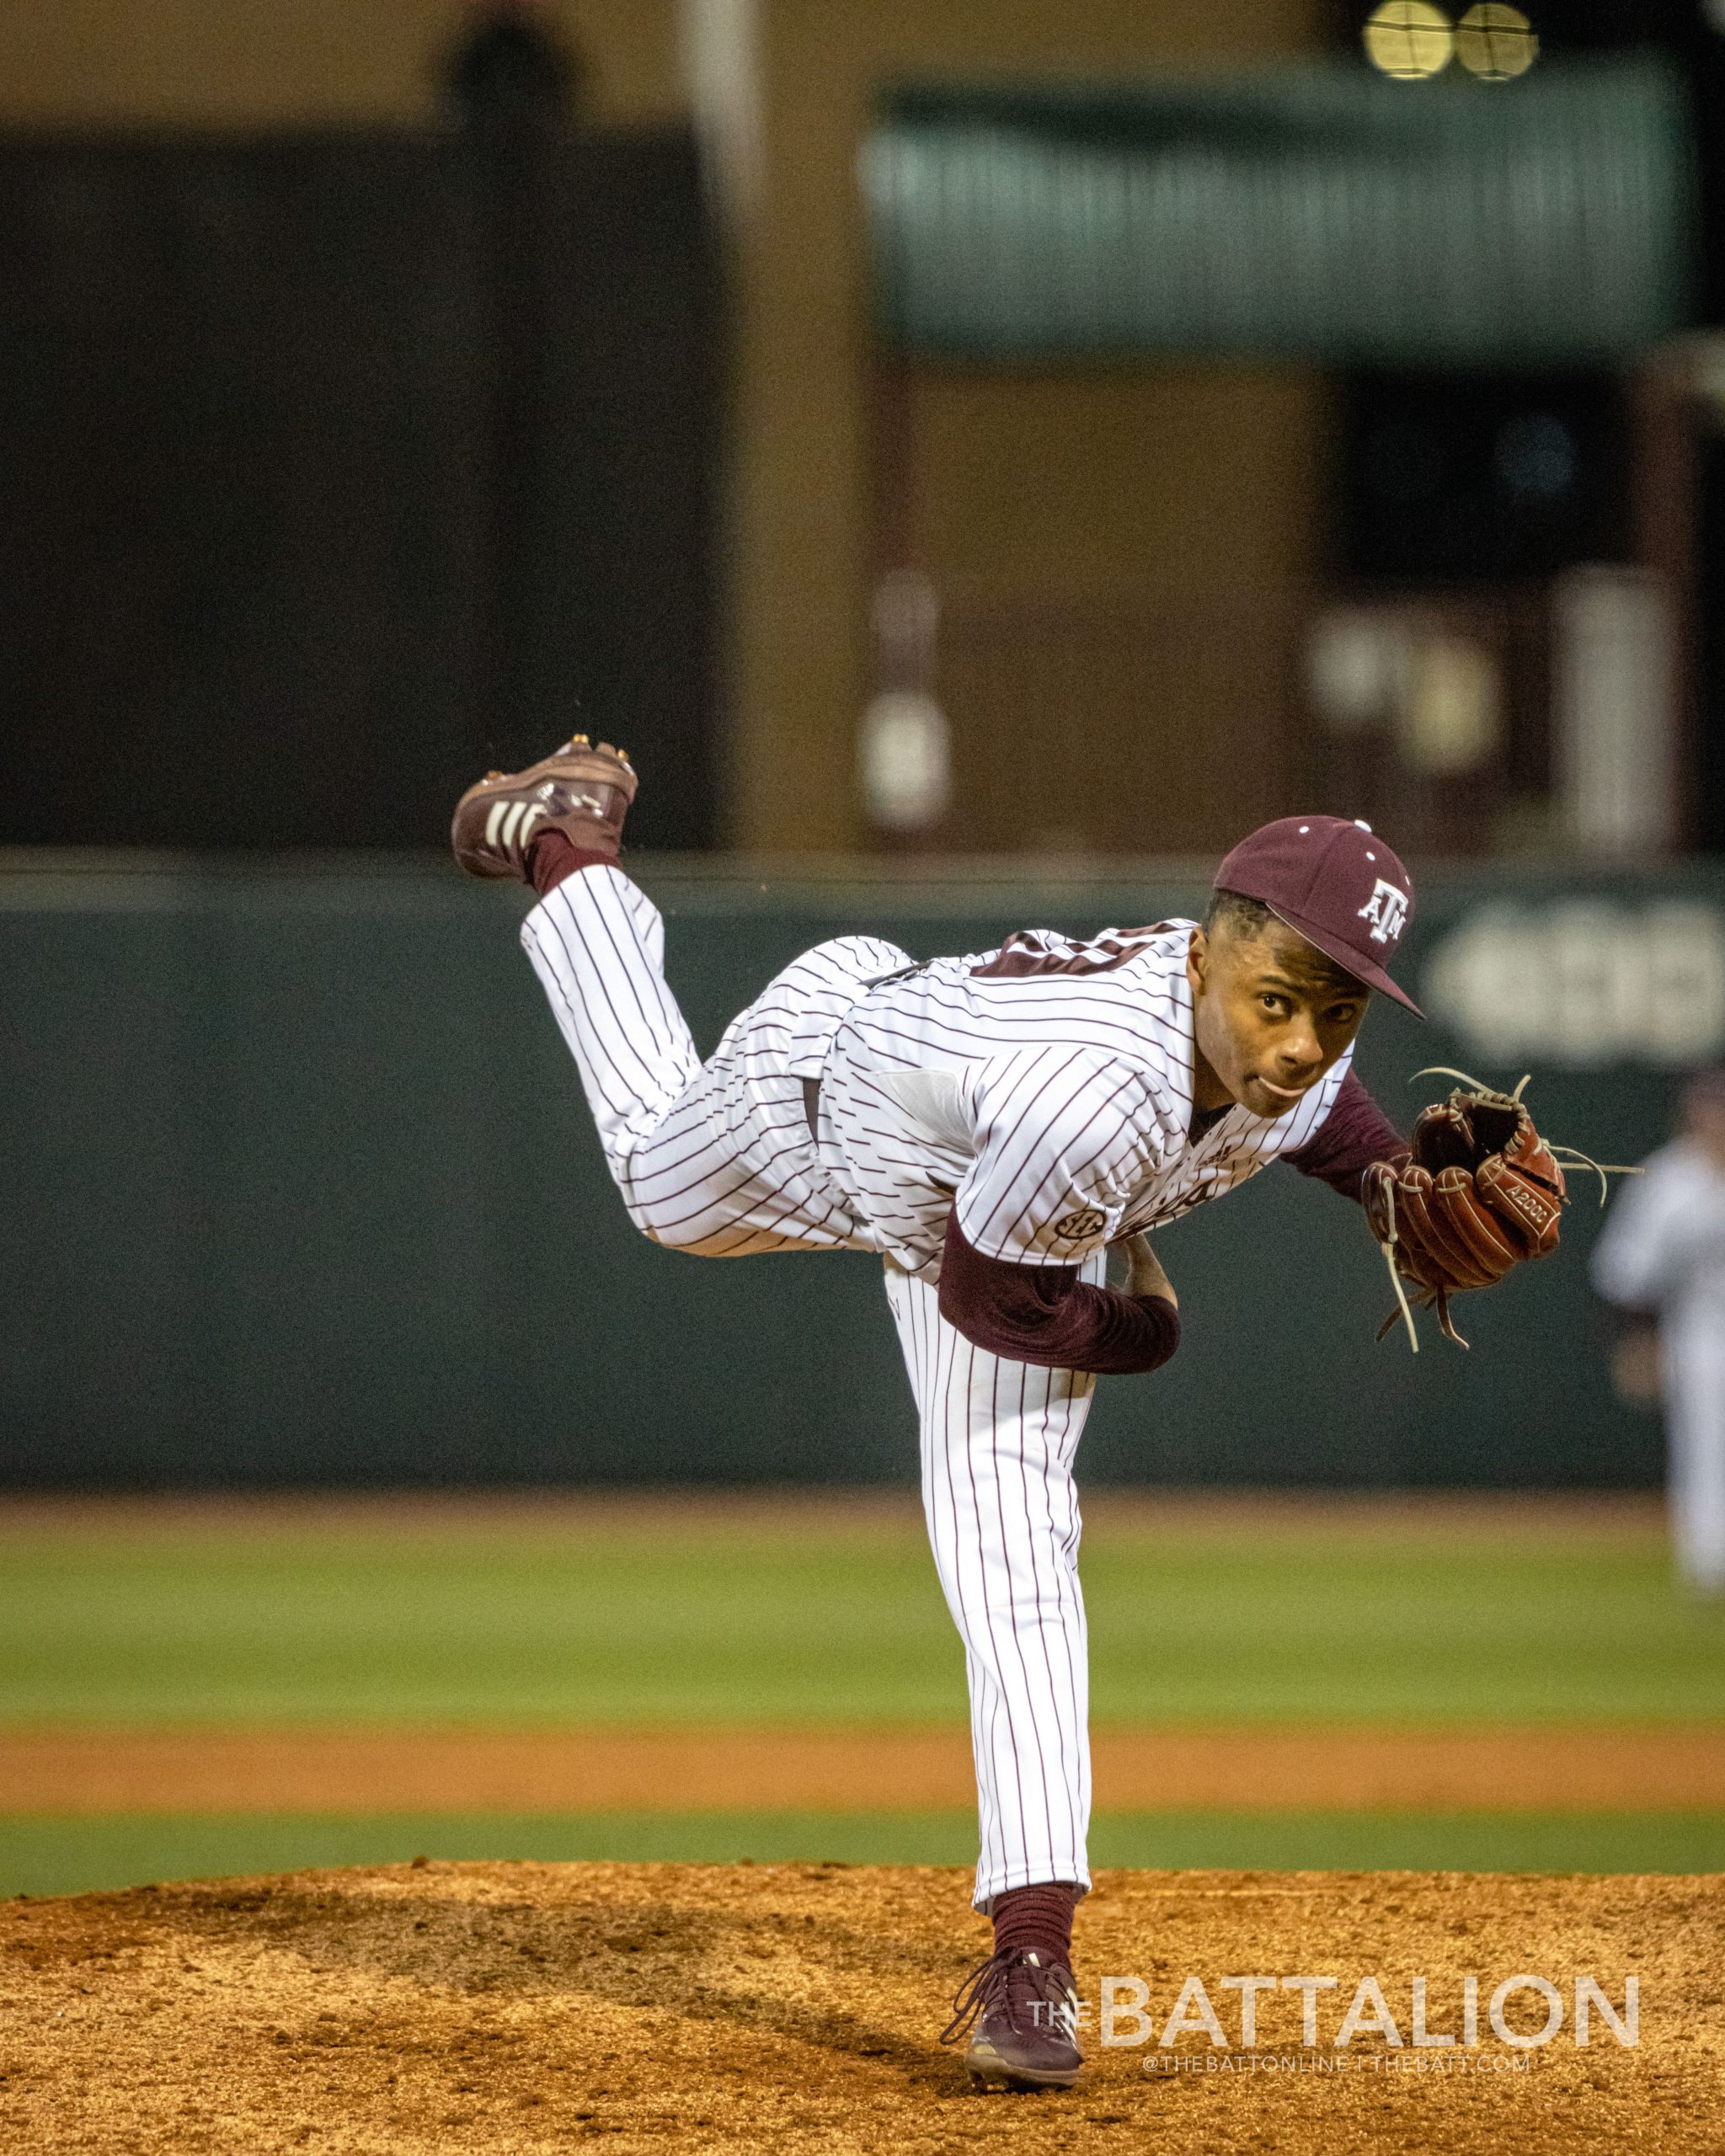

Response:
(1186, 925), (1210, 998)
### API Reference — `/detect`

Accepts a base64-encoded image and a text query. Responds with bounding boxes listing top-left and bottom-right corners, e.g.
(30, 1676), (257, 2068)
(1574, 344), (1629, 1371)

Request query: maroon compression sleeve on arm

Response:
(1282, 1069), (1408, 1201)
(937, 1214), (1180, 1375)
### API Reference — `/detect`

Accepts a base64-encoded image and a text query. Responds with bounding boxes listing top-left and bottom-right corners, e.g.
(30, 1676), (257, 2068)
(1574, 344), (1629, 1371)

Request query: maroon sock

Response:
(991, 1881), (1078, 1968)
(529, 831), (618, 896)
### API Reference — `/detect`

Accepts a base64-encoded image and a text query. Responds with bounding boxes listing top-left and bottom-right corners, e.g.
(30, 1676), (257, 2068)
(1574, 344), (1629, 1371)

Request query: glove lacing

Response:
(1373, 1176), (1423, 1353)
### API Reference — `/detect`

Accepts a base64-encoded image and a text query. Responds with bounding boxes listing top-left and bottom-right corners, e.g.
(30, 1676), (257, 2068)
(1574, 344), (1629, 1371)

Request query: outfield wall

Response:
(5, 852), (1718, 1489)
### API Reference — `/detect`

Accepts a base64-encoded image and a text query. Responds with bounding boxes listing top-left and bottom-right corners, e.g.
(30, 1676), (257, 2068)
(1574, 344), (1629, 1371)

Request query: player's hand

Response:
(1112, 1232), (1177, 1308)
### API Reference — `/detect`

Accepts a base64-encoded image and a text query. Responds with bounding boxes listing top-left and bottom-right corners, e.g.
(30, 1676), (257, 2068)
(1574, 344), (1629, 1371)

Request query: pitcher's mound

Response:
(1, 1860), (1715, 2153)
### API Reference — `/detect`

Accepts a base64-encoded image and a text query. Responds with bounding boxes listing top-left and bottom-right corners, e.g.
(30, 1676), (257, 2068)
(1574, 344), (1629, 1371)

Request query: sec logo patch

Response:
(1052, 1206), (1106, 1243)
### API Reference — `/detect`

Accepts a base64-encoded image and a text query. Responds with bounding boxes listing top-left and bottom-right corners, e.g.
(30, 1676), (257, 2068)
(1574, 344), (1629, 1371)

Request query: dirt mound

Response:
(0, 1861), (1716, 2152)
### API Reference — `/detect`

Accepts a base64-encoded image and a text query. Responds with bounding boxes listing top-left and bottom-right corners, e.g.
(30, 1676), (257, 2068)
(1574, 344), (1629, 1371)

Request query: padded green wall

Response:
(3, 855), (1715, 1488)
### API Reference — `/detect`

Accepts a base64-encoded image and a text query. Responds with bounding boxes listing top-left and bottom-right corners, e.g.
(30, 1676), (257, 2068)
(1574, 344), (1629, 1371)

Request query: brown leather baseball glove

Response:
(1363, 1071), (1568, 1349)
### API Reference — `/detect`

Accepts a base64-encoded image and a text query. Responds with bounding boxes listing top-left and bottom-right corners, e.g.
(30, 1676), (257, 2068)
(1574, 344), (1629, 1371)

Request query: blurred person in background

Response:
(1592, 1070), (1725, 1598)
(445, 0), (581, 124)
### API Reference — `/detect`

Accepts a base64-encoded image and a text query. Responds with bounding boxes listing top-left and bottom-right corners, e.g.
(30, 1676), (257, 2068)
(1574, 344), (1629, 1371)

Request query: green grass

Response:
(4, 1811), (1722, 1900)
(0, 1501), (1719, 1726)
(4, 1502), (1717, 1898)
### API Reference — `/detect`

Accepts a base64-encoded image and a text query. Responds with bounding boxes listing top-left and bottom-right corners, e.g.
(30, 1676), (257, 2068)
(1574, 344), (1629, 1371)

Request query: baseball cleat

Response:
(450, 735), (638, 882)
(942, 1949), (1083, 2091)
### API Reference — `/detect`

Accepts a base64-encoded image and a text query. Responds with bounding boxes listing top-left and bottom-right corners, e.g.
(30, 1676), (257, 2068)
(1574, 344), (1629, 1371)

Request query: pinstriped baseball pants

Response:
(884, 1258), (1098, 1908)
(521, 867), (895, 1256)
(521, 865), (1098, 1908)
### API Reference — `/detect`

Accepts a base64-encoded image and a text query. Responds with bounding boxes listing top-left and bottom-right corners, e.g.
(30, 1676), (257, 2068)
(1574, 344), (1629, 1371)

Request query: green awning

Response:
(862, 58), (1692, 366)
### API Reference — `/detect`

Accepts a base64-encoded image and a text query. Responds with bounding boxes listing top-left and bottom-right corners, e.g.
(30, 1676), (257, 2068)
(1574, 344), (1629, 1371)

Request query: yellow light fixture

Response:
(1363, 2), (1455, 80)
(1456, 3), (1538, 79)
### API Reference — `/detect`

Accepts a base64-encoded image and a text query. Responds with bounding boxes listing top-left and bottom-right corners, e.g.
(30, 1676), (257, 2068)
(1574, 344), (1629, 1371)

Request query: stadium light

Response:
(1364, 2), (1455, 80)
(1456, 4), (1538, 80)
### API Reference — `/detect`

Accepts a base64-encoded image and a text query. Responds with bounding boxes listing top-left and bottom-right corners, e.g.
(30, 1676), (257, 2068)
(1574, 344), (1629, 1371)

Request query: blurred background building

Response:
(3, 0), (1724, 862)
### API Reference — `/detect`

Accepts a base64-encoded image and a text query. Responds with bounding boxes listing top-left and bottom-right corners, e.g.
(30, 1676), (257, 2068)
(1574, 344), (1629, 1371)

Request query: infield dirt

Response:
(7, 1723), (1725, 1809)
(2, 1861), (1717, 2153)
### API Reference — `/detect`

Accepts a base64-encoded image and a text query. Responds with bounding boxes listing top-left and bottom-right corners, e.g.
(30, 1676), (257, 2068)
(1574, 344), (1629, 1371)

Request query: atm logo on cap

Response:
(1358, 878), (1410, 947)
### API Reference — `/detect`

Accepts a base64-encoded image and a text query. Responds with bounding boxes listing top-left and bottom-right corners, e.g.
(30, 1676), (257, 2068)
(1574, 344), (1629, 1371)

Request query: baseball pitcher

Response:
(451, 738), (1569, 2090)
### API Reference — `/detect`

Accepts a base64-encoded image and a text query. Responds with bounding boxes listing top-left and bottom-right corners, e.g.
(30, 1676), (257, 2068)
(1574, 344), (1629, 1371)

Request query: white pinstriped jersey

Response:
(520, 867), (1169, 1903)
(818, 921), (1351, 1278)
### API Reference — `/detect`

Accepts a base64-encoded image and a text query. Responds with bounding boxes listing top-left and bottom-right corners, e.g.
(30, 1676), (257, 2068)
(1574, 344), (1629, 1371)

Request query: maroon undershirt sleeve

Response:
(1281, 1069), (1409, 1200)
(937, 1213), (1181, 1376)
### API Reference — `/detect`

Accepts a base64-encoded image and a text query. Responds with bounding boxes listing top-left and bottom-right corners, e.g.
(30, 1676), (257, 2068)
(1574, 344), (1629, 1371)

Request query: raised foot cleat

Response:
(943, 1949), (1083, 2092)
(450, 738), (638, 883)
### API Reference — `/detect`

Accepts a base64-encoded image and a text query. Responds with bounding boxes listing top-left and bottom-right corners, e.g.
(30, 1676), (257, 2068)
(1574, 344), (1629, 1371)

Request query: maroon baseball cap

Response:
(1212, 814), (1423, 1017)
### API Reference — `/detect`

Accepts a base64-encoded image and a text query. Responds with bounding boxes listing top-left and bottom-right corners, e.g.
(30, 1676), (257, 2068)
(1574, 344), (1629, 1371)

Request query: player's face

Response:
(1186, 918), (1370, 1119)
